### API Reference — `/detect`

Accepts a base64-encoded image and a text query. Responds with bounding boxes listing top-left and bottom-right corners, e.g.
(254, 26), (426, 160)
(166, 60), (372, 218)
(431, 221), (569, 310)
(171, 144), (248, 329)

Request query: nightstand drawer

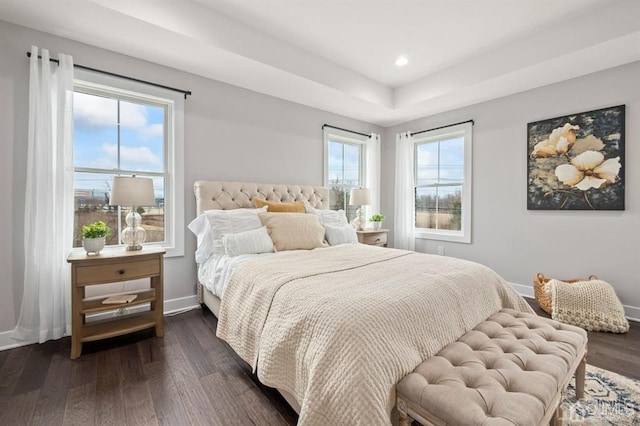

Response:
(75, 258), (160, 285)
(361, 232), (387, 246)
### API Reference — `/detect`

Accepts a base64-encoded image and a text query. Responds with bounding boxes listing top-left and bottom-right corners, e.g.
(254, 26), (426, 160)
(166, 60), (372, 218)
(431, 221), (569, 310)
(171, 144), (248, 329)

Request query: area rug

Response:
(562, 365), (640, 425)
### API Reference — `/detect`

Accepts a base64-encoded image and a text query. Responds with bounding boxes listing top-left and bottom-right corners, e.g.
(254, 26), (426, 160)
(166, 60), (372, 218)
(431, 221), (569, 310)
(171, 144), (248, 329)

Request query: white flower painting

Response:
(555, 151), (621, 191)
(527, 105), (625, 210)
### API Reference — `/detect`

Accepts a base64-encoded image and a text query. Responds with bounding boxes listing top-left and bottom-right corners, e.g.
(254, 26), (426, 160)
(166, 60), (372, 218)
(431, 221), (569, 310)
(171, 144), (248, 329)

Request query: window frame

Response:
(72, 70), (184, 257)
(323, 128), (367, 212)
(413, 122), (472, 243)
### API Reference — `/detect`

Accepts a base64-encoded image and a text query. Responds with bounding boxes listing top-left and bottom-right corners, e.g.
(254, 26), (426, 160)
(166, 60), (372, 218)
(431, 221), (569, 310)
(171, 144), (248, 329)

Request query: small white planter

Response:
(371, 221), (382, 230)
(83, 237), (105, 255)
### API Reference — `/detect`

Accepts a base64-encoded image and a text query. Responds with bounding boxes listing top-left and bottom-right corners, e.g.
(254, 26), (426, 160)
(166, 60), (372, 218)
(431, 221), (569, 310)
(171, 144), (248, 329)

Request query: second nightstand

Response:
(356, 229), (389, 247)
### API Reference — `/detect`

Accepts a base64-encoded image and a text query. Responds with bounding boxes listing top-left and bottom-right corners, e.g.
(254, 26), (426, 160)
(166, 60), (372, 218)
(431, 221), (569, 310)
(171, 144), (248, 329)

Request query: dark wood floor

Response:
(526, 298), (640, 380)
(0, 309), (298, 425)
(0, 299), (638, 425)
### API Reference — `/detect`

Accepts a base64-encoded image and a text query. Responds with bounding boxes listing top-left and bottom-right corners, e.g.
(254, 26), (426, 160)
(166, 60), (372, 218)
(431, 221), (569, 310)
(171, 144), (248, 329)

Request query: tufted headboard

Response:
(194, 181), (329, 215)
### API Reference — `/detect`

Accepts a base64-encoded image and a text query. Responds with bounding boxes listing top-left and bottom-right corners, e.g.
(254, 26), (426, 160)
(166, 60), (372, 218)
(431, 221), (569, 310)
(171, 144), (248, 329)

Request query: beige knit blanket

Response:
(217, 244), (532, 426)
(548, 278), (629, 333)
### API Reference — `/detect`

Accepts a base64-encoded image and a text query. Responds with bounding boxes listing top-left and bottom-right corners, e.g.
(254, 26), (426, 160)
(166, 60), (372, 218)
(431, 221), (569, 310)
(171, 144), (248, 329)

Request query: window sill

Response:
(414, 230), (470, 244)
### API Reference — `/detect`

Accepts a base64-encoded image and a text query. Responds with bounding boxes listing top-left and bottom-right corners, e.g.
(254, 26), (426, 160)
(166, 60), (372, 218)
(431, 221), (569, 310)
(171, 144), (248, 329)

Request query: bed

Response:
(191, 180), (533, 426)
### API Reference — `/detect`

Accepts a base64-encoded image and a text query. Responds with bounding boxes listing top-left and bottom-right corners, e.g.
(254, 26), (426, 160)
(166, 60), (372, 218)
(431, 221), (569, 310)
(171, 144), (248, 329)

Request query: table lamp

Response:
(109, 176), (156, 251)
(349, 188), (371, 231)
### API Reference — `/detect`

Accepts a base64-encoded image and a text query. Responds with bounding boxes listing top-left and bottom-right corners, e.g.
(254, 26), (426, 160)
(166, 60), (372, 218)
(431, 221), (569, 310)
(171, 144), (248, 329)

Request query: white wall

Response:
(381, 61), (640, 318)
(0, 20), (381, 339)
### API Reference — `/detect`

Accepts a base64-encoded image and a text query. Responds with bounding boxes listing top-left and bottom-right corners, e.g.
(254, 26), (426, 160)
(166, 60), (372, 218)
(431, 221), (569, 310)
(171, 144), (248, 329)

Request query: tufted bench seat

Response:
(397, 309), (587, 426)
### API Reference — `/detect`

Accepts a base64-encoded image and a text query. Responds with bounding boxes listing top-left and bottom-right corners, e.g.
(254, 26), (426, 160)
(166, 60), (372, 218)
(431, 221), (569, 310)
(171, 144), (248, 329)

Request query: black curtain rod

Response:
(411, 119), (474, 137)
(27, 51), (192, 99)
(322, 124), (370, 138)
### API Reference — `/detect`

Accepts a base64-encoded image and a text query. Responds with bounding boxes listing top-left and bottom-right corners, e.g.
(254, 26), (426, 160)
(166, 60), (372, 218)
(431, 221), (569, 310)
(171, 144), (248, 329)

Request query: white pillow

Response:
(223, 226), (274, 256)
(187, 214), (214, 263)
(206, 207), (267, 256)
(308, 207), (349, 227)
(324, 224), (358, 246)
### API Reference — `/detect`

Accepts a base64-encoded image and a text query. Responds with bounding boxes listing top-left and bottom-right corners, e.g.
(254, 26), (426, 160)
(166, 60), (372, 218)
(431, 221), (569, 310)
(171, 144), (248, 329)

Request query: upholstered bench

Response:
(397, 309), (587, 426)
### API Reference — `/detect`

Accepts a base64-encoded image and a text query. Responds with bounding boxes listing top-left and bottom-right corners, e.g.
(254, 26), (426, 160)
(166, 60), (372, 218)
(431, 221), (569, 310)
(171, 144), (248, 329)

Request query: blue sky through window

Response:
(416, 136), (464, 186)
(73, 92), (165, 196)
(328, 140), (361, 186)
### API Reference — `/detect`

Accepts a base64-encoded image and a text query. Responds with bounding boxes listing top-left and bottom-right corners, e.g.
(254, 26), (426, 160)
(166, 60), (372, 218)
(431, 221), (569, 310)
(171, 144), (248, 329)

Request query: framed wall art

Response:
(527, 105), (625, 210)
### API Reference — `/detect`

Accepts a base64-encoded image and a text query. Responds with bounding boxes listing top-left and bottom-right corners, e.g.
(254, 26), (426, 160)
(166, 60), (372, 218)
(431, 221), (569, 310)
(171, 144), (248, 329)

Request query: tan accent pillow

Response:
(259, 212), (326, 251)
(253, 198), (306, 213)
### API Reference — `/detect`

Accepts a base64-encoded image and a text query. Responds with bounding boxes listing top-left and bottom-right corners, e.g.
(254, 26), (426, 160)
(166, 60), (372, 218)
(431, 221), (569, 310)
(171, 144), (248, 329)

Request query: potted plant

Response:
(81, 221), (111, 255)
(369, 214), (386, 230)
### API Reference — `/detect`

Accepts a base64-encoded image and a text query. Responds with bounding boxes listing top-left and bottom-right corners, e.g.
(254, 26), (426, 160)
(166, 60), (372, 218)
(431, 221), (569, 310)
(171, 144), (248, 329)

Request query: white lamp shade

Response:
(109, 176), (156, 207)
(349, 188), (371, 206)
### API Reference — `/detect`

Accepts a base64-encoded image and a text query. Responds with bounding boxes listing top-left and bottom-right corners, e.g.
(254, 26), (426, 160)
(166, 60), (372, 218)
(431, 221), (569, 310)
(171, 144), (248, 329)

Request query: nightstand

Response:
(356, 229), (389, 247)
(67, 246), (165, 359)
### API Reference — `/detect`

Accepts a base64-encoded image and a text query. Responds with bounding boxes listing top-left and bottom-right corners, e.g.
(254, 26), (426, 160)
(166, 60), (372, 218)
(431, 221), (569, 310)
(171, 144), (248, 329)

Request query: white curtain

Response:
(13, 46), (75, 342)
(365, 133), (381, 225)
(394, 131), (415, 250)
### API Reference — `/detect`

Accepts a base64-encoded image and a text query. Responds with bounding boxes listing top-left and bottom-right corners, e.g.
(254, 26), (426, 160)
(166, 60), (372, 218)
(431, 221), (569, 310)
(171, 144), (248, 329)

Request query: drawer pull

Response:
(375, 238), (381, 242)
(118, 269), (125, 275)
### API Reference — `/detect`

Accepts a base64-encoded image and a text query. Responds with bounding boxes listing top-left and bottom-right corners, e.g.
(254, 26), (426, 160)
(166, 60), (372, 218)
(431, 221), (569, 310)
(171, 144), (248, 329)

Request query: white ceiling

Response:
(1, 0), (639, 127)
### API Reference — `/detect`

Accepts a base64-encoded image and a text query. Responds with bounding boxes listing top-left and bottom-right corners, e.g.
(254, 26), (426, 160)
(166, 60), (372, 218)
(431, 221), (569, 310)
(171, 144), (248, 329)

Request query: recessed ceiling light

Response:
(395, 56), (408, 67)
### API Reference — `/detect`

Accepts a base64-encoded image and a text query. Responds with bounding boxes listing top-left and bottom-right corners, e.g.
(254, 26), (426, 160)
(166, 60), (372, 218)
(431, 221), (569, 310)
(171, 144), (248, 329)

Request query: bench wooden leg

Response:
(399, 412), (412, 426)
(397, 398), (413, 426)
(576, 355), (586, 399)
(551, 391), (564, 426)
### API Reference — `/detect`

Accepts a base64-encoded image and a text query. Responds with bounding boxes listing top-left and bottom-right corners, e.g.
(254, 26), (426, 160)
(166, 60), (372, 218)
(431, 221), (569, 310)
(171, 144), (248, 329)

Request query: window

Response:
(414, 122), (472, 243)
(323, 129), (366, 220)
(72, 71), (184, 256)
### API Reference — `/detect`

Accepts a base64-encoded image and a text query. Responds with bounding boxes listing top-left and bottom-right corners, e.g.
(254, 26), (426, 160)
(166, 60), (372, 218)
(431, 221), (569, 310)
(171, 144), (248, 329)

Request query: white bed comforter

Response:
(217, 244), (532, 425)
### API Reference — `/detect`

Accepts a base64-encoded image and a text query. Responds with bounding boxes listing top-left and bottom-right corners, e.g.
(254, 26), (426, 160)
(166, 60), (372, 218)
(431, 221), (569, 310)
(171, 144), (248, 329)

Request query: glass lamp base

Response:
(122, 210), (146, 250)
(355, 206), (365, 231)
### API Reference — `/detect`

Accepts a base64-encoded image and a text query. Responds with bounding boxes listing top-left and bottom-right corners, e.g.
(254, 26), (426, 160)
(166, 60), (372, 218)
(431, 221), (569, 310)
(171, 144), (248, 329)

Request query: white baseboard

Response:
(165, 294), (201, 314)
(0, 331), (29, 351)
(508, 282), (534, 299)
(622, 305), (640, 323)
(508, 281), (640, 322)
(86, 294), (200, 322)
(0, 295), (201, 352)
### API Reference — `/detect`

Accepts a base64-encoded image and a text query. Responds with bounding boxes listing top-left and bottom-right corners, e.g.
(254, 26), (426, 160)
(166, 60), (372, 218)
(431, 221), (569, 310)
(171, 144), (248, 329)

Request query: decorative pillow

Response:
(204, 207), (267, 256)
(548, 279), (629, 333)
(259, 212), (326, 251)
(308, 207), (349, 227)
(253, 198), (306, 213)
(324, 224), (358, 246)
(222, 226), (274, 256)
